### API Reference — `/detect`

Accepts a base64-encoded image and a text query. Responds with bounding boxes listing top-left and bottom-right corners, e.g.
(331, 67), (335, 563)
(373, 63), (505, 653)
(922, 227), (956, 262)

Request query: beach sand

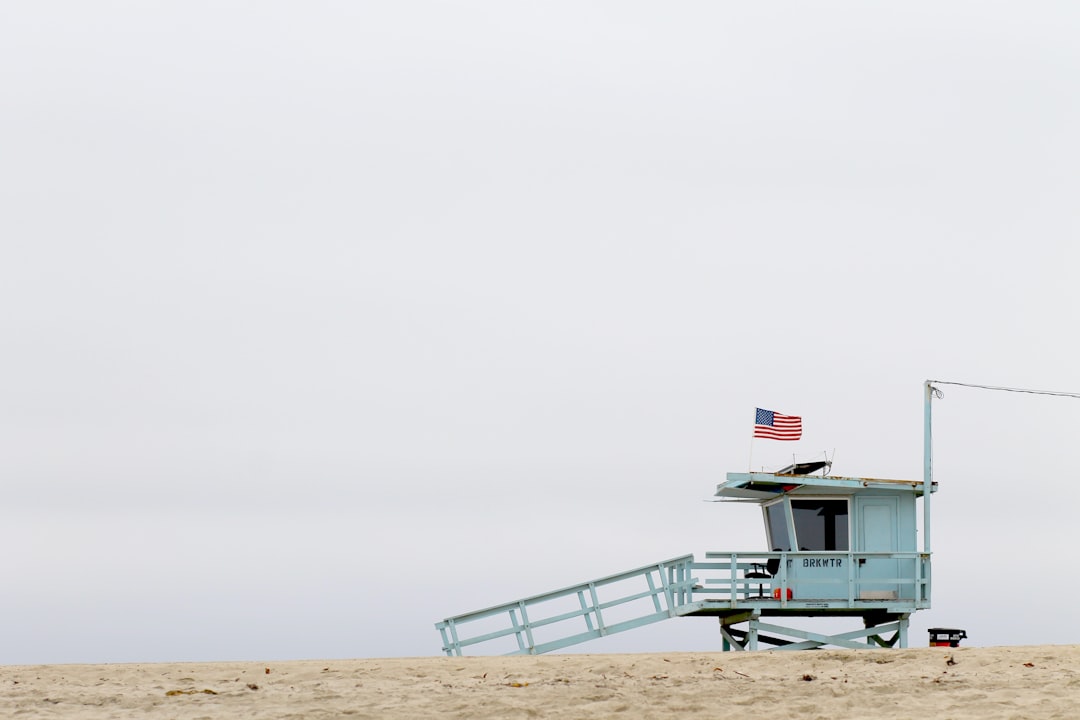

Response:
(2, 645), (1077, 719)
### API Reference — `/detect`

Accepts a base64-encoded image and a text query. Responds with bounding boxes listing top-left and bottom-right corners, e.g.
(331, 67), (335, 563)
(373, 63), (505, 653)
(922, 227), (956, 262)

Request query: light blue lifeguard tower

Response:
(435, 384), (939, 654)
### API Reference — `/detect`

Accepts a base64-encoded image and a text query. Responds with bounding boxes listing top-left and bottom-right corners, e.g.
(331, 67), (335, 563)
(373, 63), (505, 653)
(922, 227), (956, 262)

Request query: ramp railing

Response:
(436, 555), (696, 656)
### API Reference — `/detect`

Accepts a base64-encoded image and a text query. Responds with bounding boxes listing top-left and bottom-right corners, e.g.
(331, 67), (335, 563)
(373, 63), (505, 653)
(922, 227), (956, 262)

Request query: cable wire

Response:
(927, 380), (1080, 400)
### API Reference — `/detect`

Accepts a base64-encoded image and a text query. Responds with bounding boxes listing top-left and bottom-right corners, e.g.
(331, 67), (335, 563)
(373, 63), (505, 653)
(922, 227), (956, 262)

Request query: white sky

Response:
(2, 2), (1079, 663)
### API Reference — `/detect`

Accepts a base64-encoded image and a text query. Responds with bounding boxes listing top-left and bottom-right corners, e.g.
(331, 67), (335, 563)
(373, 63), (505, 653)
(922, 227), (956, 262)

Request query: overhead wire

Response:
(927, 380), (1080, 400)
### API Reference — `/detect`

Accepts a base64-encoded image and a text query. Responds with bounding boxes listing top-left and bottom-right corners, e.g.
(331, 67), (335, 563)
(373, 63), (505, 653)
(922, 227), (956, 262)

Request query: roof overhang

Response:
(714, 472), (938, 501)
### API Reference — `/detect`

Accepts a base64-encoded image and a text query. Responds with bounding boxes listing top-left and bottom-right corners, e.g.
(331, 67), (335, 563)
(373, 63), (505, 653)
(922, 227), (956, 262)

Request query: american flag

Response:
(753, 408), (802, 441)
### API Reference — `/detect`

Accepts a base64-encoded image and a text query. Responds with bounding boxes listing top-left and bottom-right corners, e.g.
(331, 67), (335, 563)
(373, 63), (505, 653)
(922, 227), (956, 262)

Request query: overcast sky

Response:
(3, 2), (1079, 664)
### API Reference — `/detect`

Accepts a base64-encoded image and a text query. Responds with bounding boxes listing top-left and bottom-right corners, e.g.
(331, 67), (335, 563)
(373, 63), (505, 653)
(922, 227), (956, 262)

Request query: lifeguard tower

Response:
(682, 462), (934, 650)
(435, 385), (939, 655)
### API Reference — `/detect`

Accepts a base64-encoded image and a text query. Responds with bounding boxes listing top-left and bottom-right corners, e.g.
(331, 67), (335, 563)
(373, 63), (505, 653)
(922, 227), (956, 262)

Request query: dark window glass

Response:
(765, 502), (791, 551)
(791, 499), (849, 551)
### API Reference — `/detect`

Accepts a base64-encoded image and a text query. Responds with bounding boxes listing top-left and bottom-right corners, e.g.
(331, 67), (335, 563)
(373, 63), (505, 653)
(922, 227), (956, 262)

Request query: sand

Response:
(2, 645), (1078, 719)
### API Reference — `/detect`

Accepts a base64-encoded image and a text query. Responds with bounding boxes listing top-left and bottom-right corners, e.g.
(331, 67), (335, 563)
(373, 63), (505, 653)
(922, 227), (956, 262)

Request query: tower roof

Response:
(715, 471), (937, 501)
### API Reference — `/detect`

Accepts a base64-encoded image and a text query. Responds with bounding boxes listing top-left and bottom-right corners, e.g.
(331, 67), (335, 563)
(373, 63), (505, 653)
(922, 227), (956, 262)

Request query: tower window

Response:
(791, 499), (849, 551)
(764, 501), (791, 551)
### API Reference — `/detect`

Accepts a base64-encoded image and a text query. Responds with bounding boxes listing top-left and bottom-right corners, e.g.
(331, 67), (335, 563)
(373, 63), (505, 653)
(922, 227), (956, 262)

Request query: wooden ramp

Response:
(436, 556), (696, 656)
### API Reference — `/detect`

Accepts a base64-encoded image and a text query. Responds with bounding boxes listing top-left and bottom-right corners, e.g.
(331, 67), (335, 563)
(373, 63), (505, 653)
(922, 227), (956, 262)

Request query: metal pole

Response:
(923, 380), (933, 554)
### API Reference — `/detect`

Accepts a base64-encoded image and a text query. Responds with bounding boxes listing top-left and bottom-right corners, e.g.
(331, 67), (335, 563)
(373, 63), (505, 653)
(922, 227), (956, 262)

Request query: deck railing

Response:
(692, 550), (931, 608)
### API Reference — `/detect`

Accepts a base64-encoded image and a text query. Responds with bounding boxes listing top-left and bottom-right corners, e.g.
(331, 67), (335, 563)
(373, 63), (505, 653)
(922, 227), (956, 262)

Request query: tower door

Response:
(857, 496), (899, 599)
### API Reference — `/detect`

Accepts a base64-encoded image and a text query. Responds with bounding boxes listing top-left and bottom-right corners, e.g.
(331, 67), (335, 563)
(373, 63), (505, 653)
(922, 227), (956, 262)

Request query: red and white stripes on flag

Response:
(753, 408), (802, 441)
